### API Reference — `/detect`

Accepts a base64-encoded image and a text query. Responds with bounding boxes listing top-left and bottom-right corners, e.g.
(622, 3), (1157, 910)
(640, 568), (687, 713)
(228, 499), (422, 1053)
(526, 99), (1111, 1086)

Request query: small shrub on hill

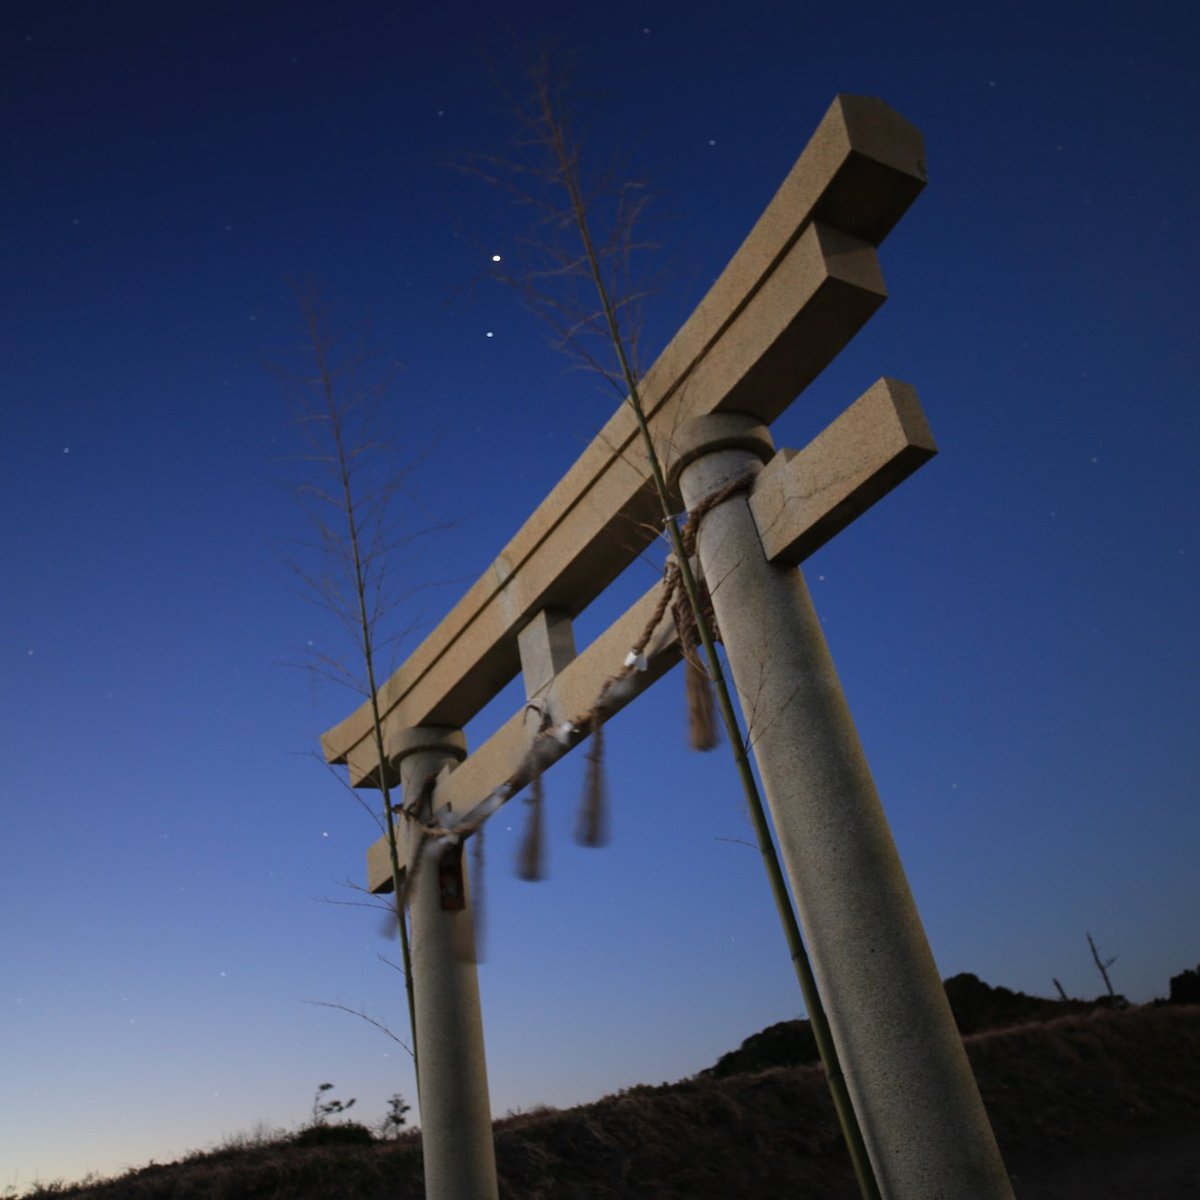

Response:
(290, 1120), (375, 1148)
(376, 1093), (411, 1140)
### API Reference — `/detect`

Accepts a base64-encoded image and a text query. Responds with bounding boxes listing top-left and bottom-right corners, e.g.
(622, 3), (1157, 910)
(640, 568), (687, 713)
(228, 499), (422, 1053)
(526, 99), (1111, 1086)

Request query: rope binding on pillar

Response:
(396, 470), (758, 893)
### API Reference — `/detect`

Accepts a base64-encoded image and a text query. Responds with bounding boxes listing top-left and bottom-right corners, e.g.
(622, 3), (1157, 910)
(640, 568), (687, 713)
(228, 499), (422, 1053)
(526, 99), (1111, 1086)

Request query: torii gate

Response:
(322, 95), (1015, 1200)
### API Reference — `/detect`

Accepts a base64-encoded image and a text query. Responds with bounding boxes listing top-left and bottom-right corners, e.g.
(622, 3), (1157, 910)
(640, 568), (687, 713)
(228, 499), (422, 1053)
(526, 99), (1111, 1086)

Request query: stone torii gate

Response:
(322, 96), (1015, 1200)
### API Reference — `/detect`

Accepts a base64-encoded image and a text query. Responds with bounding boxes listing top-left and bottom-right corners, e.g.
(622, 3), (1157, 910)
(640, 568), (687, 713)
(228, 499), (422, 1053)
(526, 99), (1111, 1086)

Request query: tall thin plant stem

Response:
(300, 299), (420, 1089)
(526, 81), (880, 1200)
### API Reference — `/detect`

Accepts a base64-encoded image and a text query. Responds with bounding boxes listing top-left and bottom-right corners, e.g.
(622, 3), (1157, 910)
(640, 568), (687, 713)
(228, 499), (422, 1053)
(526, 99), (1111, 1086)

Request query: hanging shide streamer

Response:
(577, 711), (608, 846)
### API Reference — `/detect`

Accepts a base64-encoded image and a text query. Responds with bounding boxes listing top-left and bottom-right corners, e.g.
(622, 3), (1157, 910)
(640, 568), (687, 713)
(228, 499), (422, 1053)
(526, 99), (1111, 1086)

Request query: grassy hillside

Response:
(19, 1003), (1200, 1199)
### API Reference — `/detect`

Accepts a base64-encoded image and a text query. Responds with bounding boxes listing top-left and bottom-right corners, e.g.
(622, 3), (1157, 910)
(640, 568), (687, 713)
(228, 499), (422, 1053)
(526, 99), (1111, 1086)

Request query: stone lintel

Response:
(749, 378), (937, 564)
(361, 380), (936, 869)
(323, 94), (925, 771)
(325, 223), (885, 771)
(516, 608), (577, 701)
(809, 94), (927, 245)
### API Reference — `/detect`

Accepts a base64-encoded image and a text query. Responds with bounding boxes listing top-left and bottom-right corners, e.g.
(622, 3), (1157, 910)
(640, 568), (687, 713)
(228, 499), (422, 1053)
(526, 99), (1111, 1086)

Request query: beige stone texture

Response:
(749, 377), (936, 564)
(324, 91), (1015, 1200)
(676, 415), (1011, 1199)
(363, 378), (937, 879)
(517, 607), (577, 701)
(397, 731), (498, 1200)
(321, 95), (925, 775)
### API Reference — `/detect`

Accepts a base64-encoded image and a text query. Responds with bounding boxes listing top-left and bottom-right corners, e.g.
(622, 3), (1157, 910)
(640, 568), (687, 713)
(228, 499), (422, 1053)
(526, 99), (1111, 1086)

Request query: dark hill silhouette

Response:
(1169, 962), (1200, 1004)
(701, 972), (1109, 1077)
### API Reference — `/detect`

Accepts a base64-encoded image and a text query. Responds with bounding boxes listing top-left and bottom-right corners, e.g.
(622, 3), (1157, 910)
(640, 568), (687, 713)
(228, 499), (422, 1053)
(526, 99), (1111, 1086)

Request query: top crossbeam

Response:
(321, 94), (926, 779)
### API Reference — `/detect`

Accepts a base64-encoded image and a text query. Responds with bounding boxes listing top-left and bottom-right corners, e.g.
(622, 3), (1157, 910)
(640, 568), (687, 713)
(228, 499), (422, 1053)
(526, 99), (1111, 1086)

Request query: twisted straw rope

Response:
(398, 470), (757, 888)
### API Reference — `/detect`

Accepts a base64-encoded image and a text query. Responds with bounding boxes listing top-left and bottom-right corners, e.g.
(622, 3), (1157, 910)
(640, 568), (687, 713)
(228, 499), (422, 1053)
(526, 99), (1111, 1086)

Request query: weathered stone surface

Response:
(360, 376), (936, 830)
(321, 95), (925, 774)
(749, 376), (936, 564)
(398, 732), (498, 1200)
(676, 415), (1011, 1198)
(325, 93), (1013, 1200)
(517, 608), (577, 701)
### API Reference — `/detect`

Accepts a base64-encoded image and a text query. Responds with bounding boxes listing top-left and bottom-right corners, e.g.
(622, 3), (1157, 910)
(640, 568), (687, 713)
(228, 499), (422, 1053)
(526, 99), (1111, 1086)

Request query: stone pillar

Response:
(669, 415), (1013, 1199)
(392, 727), (499, 1200)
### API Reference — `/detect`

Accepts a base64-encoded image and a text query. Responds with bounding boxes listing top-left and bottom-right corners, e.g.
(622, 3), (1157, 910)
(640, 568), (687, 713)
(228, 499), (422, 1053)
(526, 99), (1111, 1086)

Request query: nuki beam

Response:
(321, 94), (926, 783)
(364, 377), (936, 893)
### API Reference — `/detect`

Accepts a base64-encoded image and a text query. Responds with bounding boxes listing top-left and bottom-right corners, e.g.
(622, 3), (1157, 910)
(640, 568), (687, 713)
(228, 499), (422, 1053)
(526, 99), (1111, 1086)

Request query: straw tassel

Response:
(685, 654), (719, 751)
(516, 768), (546, 880)
(673, 591), (720, 751)
(577, 712), (609, 846)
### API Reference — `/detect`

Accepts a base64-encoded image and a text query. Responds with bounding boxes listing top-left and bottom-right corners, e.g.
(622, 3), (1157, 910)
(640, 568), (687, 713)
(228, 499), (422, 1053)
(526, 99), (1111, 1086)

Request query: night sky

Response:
(3, 1), (1198, 1190)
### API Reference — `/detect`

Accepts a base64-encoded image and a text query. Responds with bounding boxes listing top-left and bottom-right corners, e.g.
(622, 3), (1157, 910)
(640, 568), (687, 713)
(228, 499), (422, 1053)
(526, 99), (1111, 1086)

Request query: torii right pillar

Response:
(670, 414), (1014, 1199)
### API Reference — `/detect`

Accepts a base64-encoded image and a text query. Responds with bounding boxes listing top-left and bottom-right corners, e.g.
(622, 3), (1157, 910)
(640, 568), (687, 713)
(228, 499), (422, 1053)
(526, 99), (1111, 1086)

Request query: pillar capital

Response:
(665, 412), (774, 497)
(384, 725), (467, 768)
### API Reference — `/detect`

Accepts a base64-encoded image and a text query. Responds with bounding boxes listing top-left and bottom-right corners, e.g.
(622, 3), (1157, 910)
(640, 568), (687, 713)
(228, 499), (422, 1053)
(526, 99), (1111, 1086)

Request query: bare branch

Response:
(715, 836), (759, 852)
(304, 1000), (415, 1059)
(279, 287), (450, 1073)
(462, 64), (880, 1199)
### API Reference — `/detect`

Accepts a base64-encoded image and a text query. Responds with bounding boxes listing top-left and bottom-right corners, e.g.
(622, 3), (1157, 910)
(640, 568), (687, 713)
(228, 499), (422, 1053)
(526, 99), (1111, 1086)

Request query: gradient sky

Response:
(3, 0), (1198, 1190)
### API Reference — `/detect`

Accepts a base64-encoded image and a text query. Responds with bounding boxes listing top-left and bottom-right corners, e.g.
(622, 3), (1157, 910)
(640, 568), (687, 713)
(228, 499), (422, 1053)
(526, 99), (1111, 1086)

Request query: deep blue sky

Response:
(3, 0), (1198, 1190)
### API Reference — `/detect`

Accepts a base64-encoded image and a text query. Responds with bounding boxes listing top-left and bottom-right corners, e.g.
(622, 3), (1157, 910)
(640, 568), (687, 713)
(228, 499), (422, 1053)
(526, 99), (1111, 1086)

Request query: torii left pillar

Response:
(391, 726), (498, 1200)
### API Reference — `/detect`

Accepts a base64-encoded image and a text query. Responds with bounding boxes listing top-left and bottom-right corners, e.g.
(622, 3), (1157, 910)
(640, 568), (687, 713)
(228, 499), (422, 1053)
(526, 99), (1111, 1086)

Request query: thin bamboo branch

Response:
(292, 290), (424, 1090)
(500, 71), (881, 1200)
(304, 1000), (414, 1057)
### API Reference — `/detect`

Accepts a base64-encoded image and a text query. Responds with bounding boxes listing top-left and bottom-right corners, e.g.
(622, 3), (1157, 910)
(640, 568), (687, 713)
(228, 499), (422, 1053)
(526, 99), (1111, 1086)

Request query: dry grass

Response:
(20, 1004), (1200, 1199)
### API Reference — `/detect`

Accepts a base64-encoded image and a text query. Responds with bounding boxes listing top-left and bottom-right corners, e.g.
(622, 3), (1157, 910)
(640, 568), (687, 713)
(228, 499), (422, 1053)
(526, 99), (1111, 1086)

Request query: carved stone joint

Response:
(384, 725), (468, 770)
(665, 413), (775, 500)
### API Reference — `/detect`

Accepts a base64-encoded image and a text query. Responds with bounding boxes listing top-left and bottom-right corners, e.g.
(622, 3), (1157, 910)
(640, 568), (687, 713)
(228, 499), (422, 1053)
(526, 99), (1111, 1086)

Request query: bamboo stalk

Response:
(302, 300), (421, 1094)
(540, 90), (880, 1200)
